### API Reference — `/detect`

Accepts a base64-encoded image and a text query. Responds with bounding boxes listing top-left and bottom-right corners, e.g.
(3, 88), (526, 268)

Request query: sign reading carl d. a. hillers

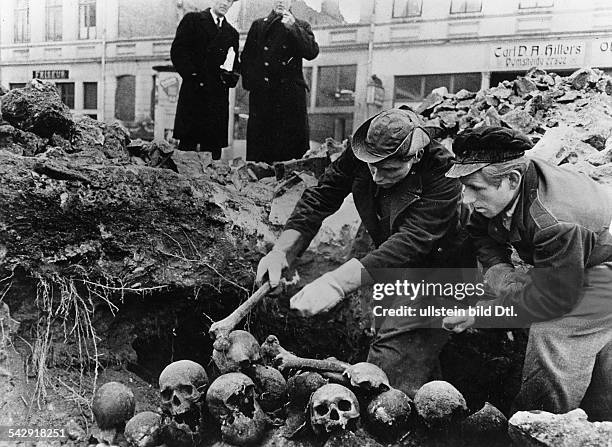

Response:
(491, 40), (585, 70)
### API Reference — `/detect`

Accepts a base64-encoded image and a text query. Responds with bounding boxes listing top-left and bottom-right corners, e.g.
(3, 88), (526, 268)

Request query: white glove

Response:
(256, 250), (288, 288)
(290, 258), (365, 317)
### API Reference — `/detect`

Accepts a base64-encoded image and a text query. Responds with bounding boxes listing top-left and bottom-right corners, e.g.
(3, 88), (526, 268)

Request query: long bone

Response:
(209, 282), (272, 343)
(261, 335), (351, 373)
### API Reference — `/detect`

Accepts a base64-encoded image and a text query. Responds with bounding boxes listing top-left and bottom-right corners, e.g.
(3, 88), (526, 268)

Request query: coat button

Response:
(264, 77), (269, 82)
(264, 46), (269, 51)
(264, 62), (269, 66)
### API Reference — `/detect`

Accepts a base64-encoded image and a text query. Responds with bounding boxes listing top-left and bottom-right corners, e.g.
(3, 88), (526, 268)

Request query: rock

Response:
(274, 157), (330, 181)
(596, 78), (612, 95)
(529, 126), (600, 166)
(585, 145), (612, 166)
(437, 111), (459, 129)
(525, 93), (554, 116)
(246, 161), (275, 179)
(304, 138), (347, 162)
(590, 163), (612, 185)
(501, 109), (537, 134)
(461, 402), (507, 438)
(0, 123), (47, 156)
(172, 150), (213, 178)
(484, 107), (502, 127)
(489, 86), (513, 100)
(582, 134), (608, 151)
(569, 68), (599, 90)
(269, 173), (318, 226)
(414, 381), (468, 429)
(557, 90), (581, 103)
(0, 80), (74, 138)
(416, 91), (444, 116)
(455, 89), (477, 100)
(514, 77), (538, 97)
(508, 408), (612, 447)
(70, 116), (130, 160)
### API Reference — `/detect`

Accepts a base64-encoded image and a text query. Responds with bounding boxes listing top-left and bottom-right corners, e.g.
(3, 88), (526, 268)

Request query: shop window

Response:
(450, 0), (482, 14)
(79, 0), (97, 39)
(308, 113), (354, 143)
(9, 83), (26, 90)
(316, 65), (357, 107)
(393, 0), (423, 18)
(115, 75), (136, 121)
(56, 82), (75, 109)
(519, 0), (553, 8)
(394, 73), (481, 103)
(45, 0), (62, 41)
(14, 0), (30, 43)
(83, 82), (98, 109)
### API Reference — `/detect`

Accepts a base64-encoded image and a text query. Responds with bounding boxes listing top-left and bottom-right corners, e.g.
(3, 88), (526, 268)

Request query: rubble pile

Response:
(417, 67), (612, 185)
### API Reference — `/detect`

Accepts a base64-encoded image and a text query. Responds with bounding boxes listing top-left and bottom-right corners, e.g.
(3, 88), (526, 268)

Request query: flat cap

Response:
(446, 126), (533, 178)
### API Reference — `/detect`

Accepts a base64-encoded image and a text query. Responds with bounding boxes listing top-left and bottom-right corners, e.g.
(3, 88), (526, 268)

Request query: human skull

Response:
(206, 372), (268, 445)
(247, 364), (287, 413)
(414, 380), (468, 429)
(92, 382), (135, 444)
(309, 384), (360, 436)
(159, 360), (209, 431)
(212, 330), (262, 374)
(366, 388), (412, 440)
(343, 362), (390, 395)
(124, 411), (162, 447)
(287, 371), (328, 409)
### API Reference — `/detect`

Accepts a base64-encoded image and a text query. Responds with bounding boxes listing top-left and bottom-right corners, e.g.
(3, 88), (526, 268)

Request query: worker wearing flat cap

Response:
(442, 126), (612, 420)
(257, 108), (475, 397)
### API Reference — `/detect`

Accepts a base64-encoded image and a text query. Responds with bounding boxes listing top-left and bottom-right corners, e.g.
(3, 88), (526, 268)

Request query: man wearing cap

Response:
(443, 126), (612, 420)
(256, 108), (475, 397)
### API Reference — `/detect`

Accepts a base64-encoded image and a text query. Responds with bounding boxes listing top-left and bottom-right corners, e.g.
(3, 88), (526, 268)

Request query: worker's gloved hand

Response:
(442, 314), (475, 333)
(290, 258), (365, 317)
(484, 263), (529, 297)
(256, 250), (289, 289)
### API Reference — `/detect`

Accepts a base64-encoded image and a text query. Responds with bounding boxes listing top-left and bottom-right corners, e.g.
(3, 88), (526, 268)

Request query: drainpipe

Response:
(366, 0), (376, 79)
(100, 0), (107, 121)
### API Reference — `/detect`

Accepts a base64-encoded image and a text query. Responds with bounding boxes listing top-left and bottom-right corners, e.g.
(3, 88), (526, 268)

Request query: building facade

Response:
(1, 0), (612, 146)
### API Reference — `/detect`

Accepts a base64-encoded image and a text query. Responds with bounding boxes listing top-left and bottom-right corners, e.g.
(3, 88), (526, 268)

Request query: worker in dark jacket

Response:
(171, 0), (240, 159)
(256, 109), (475, 397)
(443, 127), (612, 421)
(241, 0), (319, 163)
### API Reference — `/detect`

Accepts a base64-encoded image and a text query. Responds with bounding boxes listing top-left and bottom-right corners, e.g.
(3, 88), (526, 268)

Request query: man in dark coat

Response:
(171, 0), (240, 159)
(256, 109), (476, 397)
(443, 127), (612, 421)
(241, 0), (319, 163)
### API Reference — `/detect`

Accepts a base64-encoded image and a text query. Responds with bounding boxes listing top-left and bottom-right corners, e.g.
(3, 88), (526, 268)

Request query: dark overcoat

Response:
(241, 11), (319, 163)
(171, 9), (239, 147)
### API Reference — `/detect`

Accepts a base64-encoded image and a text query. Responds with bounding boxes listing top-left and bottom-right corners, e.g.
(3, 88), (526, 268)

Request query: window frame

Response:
(449, 0), (483, 14)
(518, 0), (554, 9)
(45, 0), (63, 42)
(55, 82), (75, 109)
(315, 64), (357, 108)
(83, 82), (98, 110)
(79, 0), (97, 40)
(392, 0), (423, 18)
(14, 0), (30, 44)
(394, 73), (482, 103)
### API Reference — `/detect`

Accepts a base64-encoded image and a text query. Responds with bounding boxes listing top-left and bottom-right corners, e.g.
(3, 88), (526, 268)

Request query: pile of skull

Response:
(89, 330), (508, 446)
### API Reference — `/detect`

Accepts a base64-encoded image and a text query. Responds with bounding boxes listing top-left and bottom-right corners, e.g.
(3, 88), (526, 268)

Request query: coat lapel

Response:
(199, 8), (219, 38)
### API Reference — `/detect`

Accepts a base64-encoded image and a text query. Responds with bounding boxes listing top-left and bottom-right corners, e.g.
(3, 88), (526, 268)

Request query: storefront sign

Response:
(32, 70), (69, 80)
(590, 38), (612, 69)
(491, 40), (585, 71)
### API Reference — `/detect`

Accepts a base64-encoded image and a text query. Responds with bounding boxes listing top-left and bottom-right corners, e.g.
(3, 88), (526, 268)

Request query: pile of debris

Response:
(416, 67), (612, 185)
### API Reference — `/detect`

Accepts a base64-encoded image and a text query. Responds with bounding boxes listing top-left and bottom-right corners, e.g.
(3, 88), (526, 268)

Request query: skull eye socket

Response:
(177, 384), (194, 395)
(338, 399), (352, 411)
(161, 388), (172, 402)
(314, 403), (329, 416)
